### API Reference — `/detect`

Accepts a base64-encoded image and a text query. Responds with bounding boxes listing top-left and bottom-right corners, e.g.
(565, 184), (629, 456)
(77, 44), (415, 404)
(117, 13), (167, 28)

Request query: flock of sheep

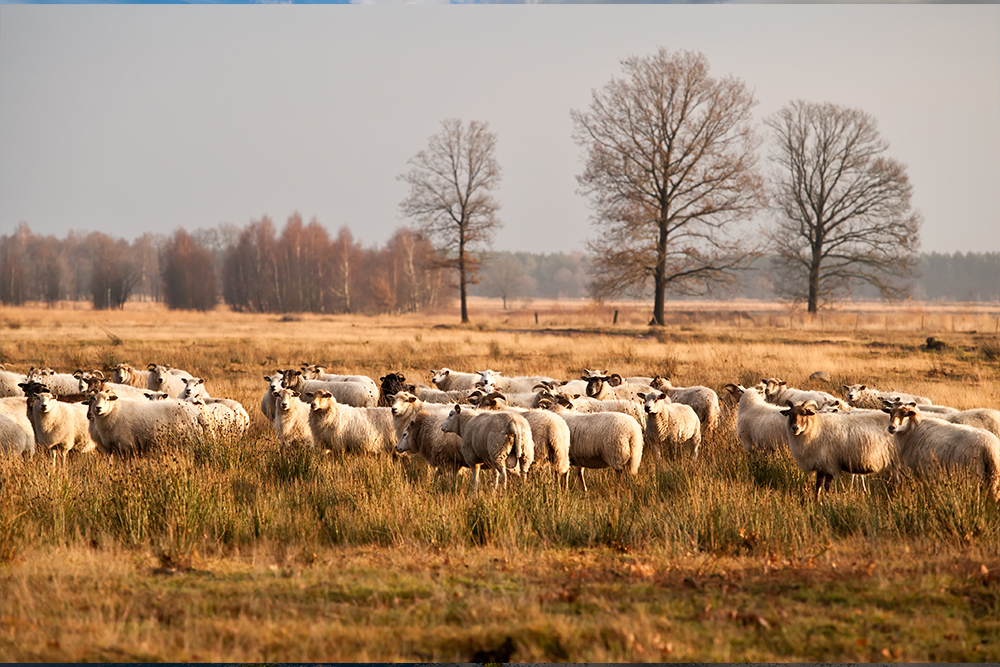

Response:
(2, 360), (999, 501)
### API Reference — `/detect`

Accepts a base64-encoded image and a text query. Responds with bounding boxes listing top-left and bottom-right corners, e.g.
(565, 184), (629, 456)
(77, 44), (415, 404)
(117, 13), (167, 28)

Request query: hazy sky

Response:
(1, 5), (997, 255)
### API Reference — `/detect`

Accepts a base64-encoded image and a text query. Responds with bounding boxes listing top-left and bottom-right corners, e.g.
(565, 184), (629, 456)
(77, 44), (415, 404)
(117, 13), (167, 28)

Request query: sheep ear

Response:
(292, 391), (301, 398)
(608, 374), (623, 387)
(785, 400), (794, 407)
(406, 395), (417, 403)
(907, 401), (917, 407)
(147, 363), (157, 371)
(881, 406), (892, 414)
(842, 385), (850, 391)
(637, 392), (647, 401)
(860, 385), (866, 391)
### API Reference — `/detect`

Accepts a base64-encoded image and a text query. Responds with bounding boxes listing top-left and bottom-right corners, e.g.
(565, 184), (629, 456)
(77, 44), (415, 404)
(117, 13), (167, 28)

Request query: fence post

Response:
(534, 311), (538, 325)
(613, 310), (619, 325)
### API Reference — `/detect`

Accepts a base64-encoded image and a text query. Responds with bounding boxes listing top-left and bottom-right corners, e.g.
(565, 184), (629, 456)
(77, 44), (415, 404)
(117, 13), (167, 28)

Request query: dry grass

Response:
(1, 300), (999, 662)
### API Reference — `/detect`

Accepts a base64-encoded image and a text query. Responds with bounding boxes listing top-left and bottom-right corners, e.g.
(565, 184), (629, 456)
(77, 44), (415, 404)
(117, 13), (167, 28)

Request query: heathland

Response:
(1, 298), (998, 662)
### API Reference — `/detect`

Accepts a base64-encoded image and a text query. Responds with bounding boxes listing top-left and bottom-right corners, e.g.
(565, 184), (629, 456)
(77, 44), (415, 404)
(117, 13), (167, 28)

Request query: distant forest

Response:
(1, 218), (997, 311)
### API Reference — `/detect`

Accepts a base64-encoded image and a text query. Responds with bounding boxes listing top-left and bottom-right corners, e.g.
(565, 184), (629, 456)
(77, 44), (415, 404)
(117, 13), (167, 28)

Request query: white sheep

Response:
(549, 392), (647, 429)
(844, 384), (932, 409)
(272, 388), (314, 448)
(584, 375), (652, 403)
(430, 367), (482, 392)
(885, 402), (1000, 500)
(188, 396), (250, 441)
(475, 369), (558, 394)
(440, 404), (534, 494)
(390, 391), (453, 441)
(472, 392), (571, 489)
(0, 365), (26, 398)
(78, 373), (154, 400)
(179, 377), (211, 401)
(301, 364), (380, 393)
(283, 370), (378, 408)
(540, 398), (644, 491)
(146, 364), (194, 398)
(88, 390), (205, 458)
(650, 377), (721, 434)
(639, 392), (701, 459)
(27, 368), (87, 398)
(394, 403), (467, 479)
(30, 391), (98, 465)
(725, 384), (789, 455)
(309, 389), (396, 455)
(260, 372), (285, 422)
(781, 400), (900, 500)
(111, 363), (151, 388)
(761, 378), (838, 409)
(0, 412), (33, 457)
(0, 397), (36, 455)
(404, 383), (475, 405)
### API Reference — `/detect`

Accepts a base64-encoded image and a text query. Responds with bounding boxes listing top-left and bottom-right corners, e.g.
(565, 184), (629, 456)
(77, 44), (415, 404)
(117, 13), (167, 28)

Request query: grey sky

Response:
(1, 5), (997, 255)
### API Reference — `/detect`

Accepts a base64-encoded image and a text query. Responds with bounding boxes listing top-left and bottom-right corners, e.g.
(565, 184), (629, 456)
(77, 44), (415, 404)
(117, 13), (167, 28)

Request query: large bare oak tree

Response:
(399, 119), (502, 324)
(572, 48), (766, 326)
(766, 100), (921, 313)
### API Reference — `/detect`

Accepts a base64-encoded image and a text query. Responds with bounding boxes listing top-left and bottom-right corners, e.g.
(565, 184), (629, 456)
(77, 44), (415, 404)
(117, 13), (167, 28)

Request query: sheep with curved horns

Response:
(282, 369), (378, 408)
(884, 402), (1000, 500)
(538, 396), (644, 491)
(309, 389), (396, 455)
(440, 404), (534, 494)
(584, 375), (653, 403)
(87, 390), (205, 458)
(475, 369), (558, 395)
(471, 392), (571, 489)
(638, 391), (701, 459)
(402, 383), (476, 405)
(844, 384), (932, 410)
(781, 400), (900, 500)
(146, 364), (195, 398)
(78, 371), (154, 400)
(30, 391), (98, 466)
(27, 368), (88, 399)
(272, 388), (314, 448)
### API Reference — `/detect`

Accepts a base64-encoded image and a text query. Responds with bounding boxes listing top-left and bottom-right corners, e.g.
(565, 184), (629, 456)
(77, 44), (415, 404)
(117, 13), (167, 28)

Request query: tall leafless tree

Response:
(482, 256), (532, 310)
(572, 48), (766, 326)
(161, 228), (218, 311)
(399, 118), (502, 324)
(766, 100), (922, 312)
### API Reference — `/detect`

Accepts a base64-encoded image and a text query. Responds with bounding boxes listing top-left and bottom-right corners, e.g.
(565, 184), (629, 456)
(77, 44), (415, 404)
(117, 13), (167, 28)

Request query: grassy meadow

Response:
(1, 298), (999, 662)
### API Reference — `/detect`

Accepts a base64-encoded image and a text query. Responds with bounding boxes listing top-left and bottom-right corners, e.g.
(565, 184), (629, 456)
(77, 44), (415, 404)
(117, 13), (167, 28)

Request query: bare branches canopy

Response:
(399, 119), (502, 324)
(572, 48), (767, 325)
(766, 100), (922, 313)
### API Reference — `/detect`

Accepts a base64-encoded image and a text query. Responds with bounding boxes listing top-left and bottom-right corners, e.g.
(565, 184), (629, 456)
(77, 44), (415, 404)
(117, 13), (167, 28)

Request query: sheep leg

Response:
(469, 463), (481, 495)
(814, 471), (833, 501)
(573, 466), (587, 492)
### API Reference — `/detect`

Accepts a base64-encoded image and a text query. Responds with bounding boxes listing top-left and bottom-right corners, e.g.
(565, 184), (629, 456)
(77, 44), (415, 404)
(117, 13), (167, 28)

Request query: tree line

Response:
(0, 216), (448, 314)
(0, 219), (994, 309)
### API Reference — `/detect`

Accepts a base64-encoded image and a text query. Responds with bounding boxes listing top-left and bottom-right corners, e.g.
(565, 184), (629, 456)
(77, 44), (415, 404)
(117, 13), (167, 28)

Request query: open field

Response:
(1, 300), (999, 662)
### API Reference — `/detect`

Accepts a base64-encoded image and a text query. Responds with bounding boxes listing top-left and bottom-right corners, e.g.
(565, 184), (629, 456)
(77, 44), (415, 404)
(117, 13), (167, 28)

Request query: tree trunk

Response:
(807, 247), (822, 314)
(459, 239), (469, 323)
(652, 217), (669, 326)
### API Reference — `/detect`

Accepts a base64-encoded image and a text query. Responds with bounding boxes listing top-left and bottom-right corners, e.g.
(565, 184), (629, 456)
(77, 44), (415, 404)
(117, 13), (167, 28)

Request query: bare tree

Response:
(399, 118), (502, 324)
(572, 48), (766, 326)
(766, 100), (921, 312)
(482, 256), (532, 309)
(161, 228), (218, 311)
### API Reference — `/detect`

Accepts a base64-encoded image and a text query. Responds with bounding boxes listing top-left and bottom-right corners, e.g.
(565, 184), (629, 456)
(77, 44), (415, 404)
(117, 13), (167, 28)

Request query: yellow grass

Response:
(1, 300), (998, 662)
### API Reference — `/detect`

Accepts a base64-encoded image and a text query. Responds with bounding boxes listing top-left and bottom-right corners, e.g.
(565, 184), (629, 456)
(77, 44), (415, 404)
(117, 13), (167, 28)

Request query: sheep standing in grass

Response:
(885, 402), (1000, 500)
(309, 389), (396, 455)
(260, 372), (285, 422)
(88, 390), (205, 458)
(781, 400), (900, 500)
(475, 370), (558, 395)
(379, 372), (409, 407)
(403, 383), (475, 405)
(473, 392), (571, 489)
(272, 388), (314, 448)
(650, 377), (721, 434)
(79, 373), (154, 400)
(27, 368), (87, 399)
(440, 404), (533, 494)
(539, 397), (644, 491)
(725, 384), (789, 455)
(639, 392), (701, 459)
(394, 400), (467, 479)
(189, 397), (250, 441)
(30, 391), (98, 465)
